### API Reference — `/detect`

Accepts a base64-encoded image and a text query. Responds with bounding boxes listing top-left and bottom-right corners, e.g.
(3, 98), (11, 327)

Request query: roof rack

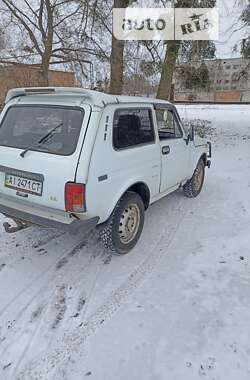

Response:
(5, 87), (117, 107)
(5, 87), (171, 108)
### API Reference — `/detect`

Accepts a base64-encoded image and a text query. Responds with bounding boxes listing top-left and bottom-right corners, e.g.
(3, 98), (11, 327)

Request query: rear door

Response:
(0, 103), (91, 211)
(154, 106), (190, 193)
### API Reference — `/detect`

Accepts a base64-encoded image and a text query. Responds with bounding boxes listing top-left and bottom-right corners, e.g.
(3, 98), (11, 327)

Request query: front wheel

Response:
(99, 192), (145, 255)
(183, 159), (205, 198)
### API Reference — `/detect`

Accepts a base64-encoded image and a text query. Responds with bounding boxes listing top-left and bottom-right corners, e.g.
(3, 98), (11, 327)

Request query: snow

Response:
(0, 104), (250, 380)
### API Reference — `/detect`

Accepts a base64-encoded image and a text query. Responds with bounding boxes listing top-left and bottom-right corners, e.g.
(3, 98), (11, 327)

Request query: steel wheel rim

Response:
(119, 203), (140, 244)
(193, 164), (204, 192)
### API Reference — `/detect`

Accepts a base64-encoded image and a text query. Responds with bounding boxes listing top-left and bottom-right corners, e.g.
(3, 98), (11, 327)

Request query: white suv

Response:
(0, 88), (211, 254)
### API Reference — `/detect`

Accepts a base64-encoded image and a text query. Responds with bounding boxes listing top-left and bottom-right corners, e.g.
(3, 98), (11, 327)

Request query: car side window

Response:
(113, 108), (155, 150)
(156, 109), (183, 140)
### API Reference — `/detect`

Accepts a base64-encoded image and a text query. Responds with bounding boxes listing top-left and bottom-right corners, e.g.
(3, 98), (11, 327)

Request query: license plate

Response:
(5, 174), (43, 196)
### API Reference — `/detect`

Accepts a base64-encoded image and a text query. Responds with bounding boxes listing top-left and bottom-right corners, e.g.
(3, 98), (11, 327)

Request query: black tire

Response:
(99, 191), (145, 255)
(183, 159), (205, 198)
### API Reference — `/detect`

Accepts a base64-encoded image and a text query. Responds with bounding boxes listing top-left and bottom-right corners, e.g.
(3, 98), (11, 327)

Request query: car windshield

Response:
(0, 105), (84, 156)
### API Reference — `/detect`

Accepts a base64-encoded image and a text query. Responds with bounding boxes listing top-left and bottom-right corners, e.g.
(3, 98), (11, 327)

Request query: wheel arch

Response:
(190, 152), (207, 176)
(98, 181), (151, 225)
(127, 182), (151, 210)
(186, 151), (207, 183)
(200, 153), (207, 167)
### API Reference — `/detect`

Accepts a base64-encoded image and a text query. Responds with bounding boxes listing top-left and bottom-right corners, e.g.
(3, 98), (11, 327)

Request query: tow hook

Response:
(3, 218), (29, 233)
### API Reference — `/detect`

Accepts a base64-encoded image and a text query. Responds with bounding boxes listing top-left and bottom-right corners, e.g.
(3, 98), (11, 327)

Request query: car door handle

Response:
(162, 145), (170, 155)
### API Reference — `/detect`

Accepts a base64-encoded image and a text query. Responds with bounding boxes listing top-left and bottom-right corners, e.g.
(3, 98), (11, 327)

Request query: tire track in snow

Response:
(17, 197), (188, 380)
(0, 233), (97, 354)
(0, 230), (55, 272)
(0, 240), (95, 331)
(32, 231), (64, 249)
(12, 264), (105, 379)
(0, 235), (89, 318)
(10, 285), (68, 378)
(1, 232), (105, 377)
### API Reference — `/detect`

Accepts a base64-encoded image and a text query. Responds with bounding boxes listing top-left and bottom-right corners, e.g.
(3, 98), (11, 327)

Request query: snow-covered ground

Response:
(0, 104), (250, 380)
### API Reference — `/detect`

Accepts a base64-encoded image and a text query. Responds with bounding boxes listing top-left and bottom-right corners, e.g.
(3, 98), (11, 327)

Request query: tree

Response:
(0, 27), (5, 51)
(241, 1), (250, 58)
(0, 0), (92, 85)
(157, 40), (181, 100)
(178, 61), (210, 90)
(157, 0), (217, 100)
(109, 0), (130, 94)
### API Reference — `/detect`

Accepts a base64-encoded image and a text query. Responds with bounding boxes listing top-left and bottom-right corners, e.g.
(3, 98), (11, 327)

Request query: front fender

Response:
(189, 145), (208, 178)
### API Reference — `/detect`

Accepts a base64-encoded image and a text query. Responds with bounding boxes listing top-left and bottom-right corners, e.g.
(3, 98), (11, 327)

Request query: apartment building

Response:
(174, 58), (250, 102)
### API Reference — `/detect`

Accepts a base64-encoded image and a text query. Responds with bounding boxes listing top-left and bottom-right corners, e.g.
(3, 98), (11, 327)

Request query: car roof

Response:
(5, 87), (172, 108)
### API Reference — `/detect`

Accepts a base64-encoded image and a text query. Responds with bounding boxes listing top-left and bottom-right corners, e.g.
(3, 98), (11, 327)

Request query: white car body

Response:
(0, 87), (211, 234)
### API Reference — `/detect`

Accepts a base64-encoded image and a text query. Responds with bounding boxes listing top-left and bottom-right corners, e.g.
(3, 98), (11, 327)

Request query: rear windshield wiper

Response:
(20, 122), (63, 158)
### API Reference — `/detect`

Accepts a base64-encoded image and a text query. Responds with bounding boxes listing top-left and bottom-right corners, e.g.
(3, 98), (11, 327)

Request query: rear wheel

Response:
(183, 159), (205, 198)
(99, 191), (145, 255)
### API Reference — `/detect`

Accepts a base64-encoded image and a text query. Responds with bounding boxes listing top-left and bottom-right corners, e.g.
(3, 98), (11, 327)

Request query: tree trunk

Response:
(157, 41), (181, 101)
(109, 0), (129, 95)
(109, 36), (125, 94)
(40, 0), (54, 87)
(40, 58), (50, 86)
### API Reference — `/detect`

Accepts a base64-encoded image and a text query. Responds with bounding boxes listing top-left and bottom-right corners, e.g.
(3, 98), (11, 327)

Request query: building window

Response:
(113, 108), (155, 150)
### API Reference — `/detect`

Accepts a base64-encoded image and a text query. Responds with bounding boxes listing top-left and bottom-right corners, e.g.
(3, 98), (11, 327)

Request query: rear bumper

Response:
(0, 203), (99, 234)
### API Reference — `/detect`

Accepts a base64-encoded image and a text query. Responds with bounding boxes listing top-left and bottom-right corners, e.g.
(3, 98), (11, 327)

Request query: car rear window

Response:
(0, 105), (84, 156)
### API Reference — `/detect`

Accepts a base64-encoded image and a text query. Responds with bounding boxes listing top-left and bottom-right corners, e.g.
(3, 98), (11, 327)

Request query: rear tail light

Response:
(65, 183), (86, 212)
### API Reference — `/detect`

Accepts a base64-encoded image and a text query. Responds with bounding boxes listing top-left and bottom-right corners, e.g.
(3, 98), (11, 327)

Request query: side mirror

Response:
(189, 125), (195, 141)
(185, 125), (195, 145)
